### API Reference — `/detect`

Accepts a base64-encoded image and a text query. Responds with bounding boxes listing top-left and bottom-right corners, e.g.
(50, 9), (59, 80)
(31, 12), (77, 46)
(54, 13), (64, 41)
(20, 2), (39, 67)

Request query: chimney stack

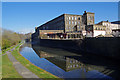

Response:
(83, 11), (87, 15)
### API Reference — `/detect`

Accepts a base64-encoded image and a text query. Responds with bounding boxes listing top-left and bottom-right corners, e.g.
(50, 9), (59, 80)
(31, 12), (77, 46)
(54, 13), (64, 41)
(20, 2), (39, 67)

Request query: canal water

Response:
(19, 43), (119, 80)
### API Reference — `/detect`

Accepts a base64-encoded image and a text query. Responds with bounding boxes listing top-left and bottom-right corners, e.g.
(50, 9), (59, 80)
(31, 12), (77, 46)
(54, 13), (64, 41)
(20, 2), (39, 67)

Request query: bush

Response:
(19, 41), (21, 43)
(2, 39), (11, 49)
(1, 28), (23, 50)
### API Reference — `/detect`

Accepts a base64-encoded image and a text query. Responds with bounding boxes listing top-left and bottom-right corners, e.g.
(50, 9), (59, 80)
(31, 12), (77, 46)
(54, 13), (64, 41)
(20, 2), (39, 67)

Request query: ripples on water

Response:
(19, 43), (119, 80)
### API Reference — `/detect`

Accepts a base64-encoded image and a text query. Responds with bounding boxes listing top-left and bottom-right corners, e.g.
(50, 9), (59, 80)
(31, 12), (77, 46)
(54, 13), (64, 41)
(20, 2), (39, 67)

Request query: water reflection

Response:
(20, 43), (120, 80)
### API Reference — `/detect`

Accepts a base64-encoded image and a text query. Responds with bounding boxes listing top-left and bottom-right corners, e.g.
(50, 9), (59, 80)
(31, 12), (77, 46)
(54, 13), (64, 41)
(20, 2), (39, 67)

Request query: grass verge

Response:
(2, 45), (16, 54)
(12, 43), (63, 80)
(2, 54), (22, 78)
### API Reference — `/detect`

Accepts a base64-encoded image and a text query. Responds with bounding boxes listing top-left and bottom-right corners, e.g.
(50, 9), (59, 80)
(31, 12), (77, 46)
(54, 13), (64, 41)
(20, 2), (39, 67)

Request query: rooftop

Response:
(111, 21), (120, 24)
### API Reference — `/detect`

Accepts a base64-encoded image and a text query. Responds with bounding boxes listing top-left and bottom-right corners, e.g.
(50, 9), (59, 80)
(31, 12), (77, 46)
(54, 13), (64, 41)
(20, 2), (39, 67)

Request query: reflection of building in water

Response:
(32, 46), (85, 71)
(30, 45), (119, 79)
(46, 57), (84, 72)
(32, 46), (106, 72)
(46, 56), (107, 73)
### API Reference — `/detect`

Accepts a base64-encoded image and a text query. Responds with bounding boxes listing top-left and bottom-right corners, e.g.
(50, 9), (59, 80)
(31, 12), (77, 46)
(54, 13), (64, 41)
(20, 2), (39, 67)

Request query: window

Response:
(43, 27), (45, 30)
(73, 65), (75, 67)
(81, 26), (83, 30)
(88, 16), (91, 20)
(67, 17), (69, 20)
(72, 21), (74, 24)
(75, 17), (77, 20)
(72, 17), (74, 20)
(88, 16), (93, 20)
(95, 27), (97, 30)
(69, 26), (71, 31)
(68, 65), (70, 68)
(66, 26), (68, 30)
(76, 64), (79, 67)
(73, 60), (75, 63)
(76, 60), (78, 63)
(75, 21), (77, 25)
(78, 17), (80, 20)
(92, 16), (94, 20)
(98, 28), (100, 30)
(70, 60), (72, 63)
(69, 17), (71, 20)
(69, 21), (71, 24)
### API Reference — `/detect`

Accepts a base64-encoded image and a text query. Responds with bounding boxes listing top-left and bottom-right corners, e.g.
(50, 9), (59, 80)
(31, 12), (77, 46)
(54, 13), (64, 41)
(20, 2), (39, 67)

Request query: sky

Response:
(2, 2), (119, 34)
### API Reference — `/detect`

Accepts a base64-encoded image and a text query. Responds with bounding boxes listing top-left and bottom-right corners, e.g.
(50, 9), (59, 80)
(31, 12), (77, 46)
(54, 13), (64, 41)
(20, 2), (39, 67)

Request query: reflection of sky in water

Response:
(20, 46), (114, 79)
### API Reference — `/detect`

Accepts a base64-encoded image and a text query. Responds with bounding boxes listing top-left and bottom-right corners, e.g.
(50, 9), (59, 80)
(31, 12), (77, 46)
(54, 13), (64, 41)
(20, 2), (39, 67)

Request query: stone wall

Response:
(81, 37), (120, 58)
(32, 37), (120, 59)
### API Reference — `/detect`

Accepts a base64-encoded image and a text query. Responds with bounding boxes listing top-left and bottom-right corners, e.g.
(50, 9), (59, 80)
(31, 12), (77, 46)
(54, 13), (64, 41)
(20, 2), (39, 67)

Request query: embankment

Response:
(34, 37), (120, 59)
(81, 37), (120, 59)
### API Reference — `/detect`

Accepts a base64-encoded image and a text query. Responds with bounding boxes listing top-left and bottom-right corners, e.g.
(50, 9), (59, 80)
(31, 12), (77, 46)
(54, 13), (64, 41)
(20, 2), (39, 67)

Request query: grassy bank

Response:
(12, 43), (62, 80)
(2, 45), (15, 54)
(2, 54), (22, 78)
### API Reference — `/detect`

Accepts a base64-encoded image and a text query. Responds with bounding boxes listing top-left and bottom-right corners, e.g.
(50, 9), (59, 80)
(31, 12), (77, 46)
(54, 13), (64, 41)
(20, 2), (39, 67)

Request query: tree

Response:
(1, 28), (24, 50)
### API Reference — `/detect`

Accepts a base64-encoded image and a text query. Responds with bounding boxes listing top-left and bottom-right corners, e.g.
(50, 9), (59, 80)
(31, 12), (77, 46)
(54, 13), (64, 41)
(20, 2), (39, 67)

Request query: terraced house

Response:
(32, 11), (107, 40)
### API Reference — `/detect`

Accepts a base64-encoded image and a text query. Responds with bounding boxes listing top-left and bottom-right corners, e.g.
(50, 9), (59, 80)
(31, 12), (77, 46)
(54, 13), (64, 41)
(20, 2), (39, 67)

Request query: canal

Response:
(19, 42), (119, 80)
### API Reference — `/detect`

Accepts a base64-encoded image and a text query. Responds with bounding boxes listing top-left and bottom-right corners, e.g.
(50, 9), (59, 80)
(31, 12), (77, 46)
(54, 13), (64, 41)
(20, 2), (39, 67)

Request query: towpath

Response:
(2, 44), (40, 78)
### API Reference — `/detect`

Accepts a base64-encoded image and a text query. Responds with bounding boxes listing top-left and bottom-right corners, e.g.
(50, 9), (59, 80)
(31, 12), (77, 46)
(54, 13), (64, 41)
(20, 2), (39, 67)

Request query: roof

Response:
(111, 21), (120, 24)
(64, 14), (82, 16)
(38, 14), (64, 28)
(37, 11), (94, 28)
(37, 13), (82, 28)
(86, 12), (95, 14)
(97, 21), (111, 25)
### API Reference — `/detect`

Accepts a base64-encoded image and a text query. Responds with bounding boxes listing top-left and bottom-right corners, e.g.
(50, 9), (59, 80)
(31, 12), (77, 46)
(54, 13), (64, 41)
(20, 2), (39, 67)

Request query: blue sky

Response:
(2, 2), (118, 34)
